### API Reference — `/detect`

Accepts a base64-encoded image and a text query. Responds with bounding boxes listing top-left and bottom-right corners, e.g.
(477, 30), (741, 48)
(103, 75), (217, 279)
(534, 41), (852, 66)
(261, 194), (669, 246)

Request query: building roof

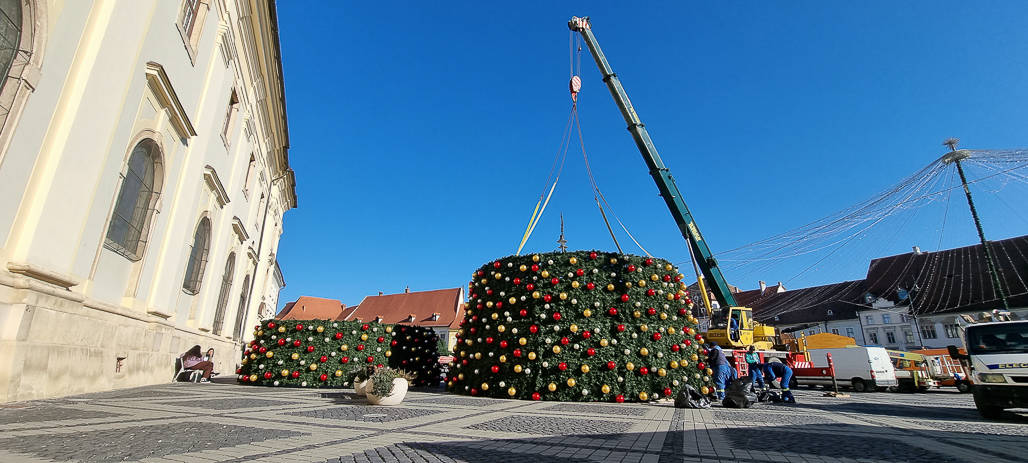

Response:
(865, 235), (1028, 315)
(733, 282), (787, 307)
(276, 296), (347, 320)
(344, 288), (464, 328)
(750, 280), (869, 325)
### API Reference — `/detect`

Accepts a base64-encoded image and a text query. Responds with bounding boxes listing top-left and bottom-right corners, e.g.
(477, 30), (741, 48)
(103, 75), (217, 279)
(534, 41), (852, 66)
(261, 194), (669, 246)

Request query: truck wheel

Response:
(917, 386), (930, 393)
(956, 381), (971, 393)
(974, 393), (1003, 419)
(851, 379), (867, 393)
(789, 376), (798, 389)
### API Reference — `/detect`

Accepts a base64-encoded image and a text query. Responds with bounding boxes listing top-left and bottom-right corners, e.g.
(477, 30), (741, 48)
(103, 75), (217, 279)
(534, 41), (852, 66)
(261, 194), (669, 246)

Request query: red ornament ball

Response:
(277, 339), (286, 346)
(627, 264), (636, 272)
(291, 371), (301, 378)
(341, 356), (350, 364)
(552, 312), (562, 321)
(306, 345), (316, 353)
(320, 355), (328, 363)
(589, 252), (598, 260)
(500, 340), (509, 348)
(587, 348), (597, 356)
(357, 344), (365, 351)
(295, 324), (304, 331)
(293, 340), (302, 347)
(617, 324), (626, 332)
(526, 283), (535, 291)
(652, 333), (662, 341)
(644, 258), (654, 266)
(615, 394), (625, 403)
(697, 362), (706, 370)
(576, 268), (585, 276)
(377, 336), (385, 343)
(647, 307), (657, 316)
(607, 361), (617, 370)
(671, 344), (680, 352)
(560, 337), (569, 345)
(519, 309), (528, 317)
(664, 387), (673, 397)
(647, 289), (656, 297)
(586, 282), (596, 290)
(320, 373), (329, 381)
(608, 307), (618, 316)
(551, 277), (560, 285)
(620, 294), (630, 302)
(529, 325), (539, 334)
(513, 348), (523, 357)
(513, 277), (521, 285)
(493, 261), (501, 269)
(491, 365), (500, 373)
(361, 324), (370, 331)
(558, 362), (568, 371)
(267, 322), (276, 329)
(334, 332), (344, 340)
(366, 356), (375, 363)
(543, 294), (552, 303)
(639, 367), (650, 376)
(531, 264), (540, 272)
(532, 392), (542, 400)
(582, 331), (592, 339)
(263, 372), (273, 379)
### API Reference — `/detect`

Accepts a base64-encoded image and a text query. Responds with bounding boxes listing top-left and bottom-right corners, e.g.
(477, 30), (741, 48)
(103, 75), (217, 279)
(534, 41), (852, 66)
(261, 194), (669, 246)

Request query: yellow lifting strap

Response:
(515, 177), (559, 255)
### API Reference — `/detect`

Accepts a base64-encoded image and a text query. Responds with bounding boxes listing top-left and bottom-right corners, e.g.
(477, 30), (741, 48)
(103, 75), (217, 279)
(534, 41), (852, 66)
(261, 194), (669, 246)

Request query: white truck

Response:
(795, 347), (898, 392)
(948, 319), (1028, 419)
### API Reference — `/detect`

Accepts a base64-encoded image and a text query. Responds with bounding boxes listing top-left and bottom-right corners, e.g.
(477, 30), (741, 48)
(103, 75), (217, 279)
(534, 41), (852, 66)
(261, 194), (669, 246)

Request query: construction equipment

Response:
(914, 348), (971, 392)
(568, 16), (774, 351)
(886, 350), (938, 392)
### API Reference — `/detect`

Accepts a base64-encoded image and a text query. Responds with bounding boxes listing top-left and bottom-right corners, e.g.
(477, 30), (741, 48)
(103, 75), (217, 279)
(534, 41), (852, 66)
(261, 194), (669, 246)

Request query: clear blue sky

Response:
(274, 1), (1028, 309)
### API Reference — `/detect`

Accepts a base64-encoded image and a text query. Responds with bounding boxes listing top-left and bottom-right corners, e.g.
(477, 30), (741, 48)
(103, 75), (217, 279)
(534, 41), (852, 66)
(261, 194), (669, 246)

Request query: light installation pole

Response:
(940, 138), (1009, 310)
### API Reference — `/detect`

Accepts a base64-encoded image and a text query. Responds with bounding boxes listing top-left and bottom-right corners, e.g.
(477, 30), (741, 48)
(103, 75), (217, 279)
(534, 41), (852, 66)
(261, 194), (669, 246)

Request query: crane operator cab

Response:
(706, 307), (776, 350)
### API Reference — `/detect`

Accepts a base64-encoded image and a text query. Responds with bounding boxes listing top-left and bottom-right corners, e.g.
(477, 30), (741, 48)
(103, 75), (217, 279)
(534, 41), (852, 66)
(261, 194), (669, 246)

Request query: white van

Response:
(950, 320), (1028, 419)
(797, 347), (898, 392)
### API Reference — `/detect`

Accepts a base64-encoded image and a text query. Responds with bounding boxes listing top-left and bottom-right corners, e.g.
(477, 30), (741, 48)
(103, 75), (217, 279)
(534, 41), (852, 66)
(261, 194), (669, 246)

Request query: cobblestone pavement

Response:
(0, 381), (1025, 463)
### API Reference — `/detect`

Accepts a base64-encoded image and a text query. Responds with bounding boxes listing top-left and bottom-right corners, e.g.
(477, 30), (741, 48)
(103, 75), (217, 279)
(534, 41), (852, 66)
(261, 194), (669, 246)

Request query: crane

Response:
(568, 16), (775, 349)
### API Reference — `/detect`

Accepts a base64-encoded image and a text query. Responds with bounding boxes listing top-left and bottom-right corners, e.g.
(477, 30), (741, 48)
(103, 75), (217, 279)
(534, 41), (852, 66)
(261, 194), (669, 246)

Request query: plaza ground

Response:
(0, 381), (1026, 463)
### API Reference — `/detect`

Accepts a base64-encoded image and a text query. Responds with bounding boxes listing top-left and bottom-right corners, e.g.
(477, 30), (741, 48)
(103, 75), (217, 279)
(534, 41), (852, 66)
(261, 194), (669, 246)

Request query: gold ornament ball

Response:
(583, 308), (592, 317)
(639, 391), (649, 401)
(341, 345), (349, 352)
(657, 368), (667, 377)
(705, 368), (713, 376)
(266, 351), (274, 358)
(532, 254), (540, 262)
(458, 373), (465, 380)
(241, 358), (248, 365)
(532, 291), (541, 299)
(281, 369), (290, 377)
(481, 382), (489, 391)
(528, 352), (537, 360)
(691, 353), (699, 361)
(601, 384), (611, 394)
(520, 264), (528, 271)
(569, 256), (578, 265)
(701, 386), (710, 395)
(249, 374), (258, 382)
(552, 345), (562, 354)
(632, 310), (642, 318)
(257, 330), (263, 337)
(291, 353), (300, 360)
(514, 365), (523, 373)
(509, 297), (517, 304)
(572, 281), (581, 289)
(581, 364), (590, 373)
(680, 360), (689, 367)
(309, 364), (318, 371)
(640, 324), (649, 332)
(278, 326), (286, 333)
(499, 355), (507, 363)
(660, 313), (668, 320)
(334, 369), (343, 377)
(498, 325), (506, 333)
(490, 312), (498, 320)
(609, 258), (618, 264)
(480, 278), (487, 284)
(385, 350), (392, 357)
(599, 339), (609, 347)
(519, 337), (528, 346)
(559, 292), (568, 300)
(626, 362), (635, 371)
(569, 324), (579, 332)
(508, 387), (517, 397)
(639, 347), (649, 356)
(486, 301), (494, 308)
(638, 280), (647, 287)
(474, 352), (482, 360)
(250, 353), (257, 360)
(494, 272), (502, 279)
(650, 274), (659, 281)
(566, 378), (577, 387)
(664, 264), (673, 271)
(548, 382), (557, 392)
(666, 294), (675, 301)
(316, 326), (325, 333)
(670, 361), (680, 369)
(541, 270), (550, 278)
(385, 326), (392, 333)
(465, 339), (473, 346)
(625, 281), (633, 288)
(361, 333), (369, 341)
(606, 283), (615, 291)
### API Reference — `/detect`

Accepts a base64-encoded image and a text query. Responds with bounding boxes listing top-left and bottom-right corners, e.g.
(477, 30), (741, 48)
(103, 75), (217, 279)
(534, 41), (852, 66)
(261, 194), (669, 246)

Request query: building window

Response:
(886, 331), (896, 344)
(944, 323), (960, 338)
(882, 314), (892, 324)
(900, 315), (909, 323)
(921, 323), (938, 340)
(182, 217), (211, 294)
(831, 328), (839, 335)
(868, 331), (879, 344)
(808, 329), (815, 335)
(178, 0), (209, 60)
(105, 139), (163, 260)
(865, 315), (874, 325)
(232, 274), (251, 340)
(0, 1), (20, 89)
(211, 253), (235, 335)
(846, 327), (855, 338)
(221, 89), (239, 143)
(904, 330), (914, 344)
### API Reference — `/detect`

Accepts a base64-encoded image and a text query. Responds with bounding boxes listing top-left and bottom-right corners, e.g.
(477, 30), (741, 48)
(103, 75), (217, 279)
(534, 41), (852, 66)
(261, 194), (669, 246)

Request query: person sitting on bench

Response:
(181, 345), (214, 382)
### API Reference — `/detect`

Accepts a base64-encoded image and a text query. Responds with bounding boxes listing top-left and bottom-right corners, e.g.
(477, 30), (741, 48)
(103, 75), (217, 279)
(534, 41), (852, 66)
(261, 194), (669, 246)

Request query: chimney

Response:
(758, 280), (767, 294)
(913, 245), (922, 254)
(404, 285), (410, 294)
(378, 291), (383, 296)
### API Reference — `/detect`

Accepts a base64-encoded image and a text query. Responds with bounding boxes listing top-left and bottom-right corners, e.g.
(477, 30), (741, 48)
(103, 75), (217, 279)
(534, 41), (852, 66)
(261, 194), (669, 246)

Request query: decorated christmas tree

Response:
(236, 320), (439, 388)
(447, 251), (712, 402)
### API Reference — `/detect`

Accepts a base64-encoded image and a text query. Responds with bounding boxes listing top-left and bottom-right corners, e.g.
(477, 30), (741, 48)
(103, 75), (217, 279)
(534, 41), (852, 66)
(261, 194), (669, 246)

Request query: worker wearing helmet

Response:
(707, 342), (736, 400)
(761, 361), (795, 403)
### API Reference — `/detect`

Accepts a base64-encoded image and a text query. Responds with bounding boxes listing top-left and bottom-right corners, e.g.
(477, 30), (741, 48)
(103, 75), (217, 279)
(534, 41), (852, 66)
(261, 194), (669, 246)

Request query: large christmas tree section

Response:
(236, 319), (438, 388)
(447, 251), (713, 402)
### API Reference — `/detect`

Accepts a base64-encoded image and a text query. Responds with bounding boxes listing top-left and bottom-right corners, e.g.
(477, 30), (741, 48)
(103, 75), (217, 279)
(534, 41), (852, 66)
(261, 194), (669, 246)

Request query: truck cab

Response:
(951, 320), (1028, 419)
(886, 350), (938, 392)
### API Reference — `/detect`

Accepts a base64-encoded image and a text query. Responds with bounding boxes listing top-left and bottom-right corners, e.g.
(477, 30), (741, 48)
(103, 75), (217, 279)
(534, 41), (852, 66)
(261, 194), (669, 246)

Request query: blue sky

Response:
(274, 1), (1028, 308)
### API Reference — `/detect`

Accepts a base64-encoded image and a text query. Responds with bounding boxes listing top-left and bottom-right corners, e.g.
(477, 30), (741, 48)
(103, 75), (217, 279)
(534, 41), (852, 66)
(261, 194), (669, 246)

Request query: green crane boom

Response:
(568, 16), (739, 313)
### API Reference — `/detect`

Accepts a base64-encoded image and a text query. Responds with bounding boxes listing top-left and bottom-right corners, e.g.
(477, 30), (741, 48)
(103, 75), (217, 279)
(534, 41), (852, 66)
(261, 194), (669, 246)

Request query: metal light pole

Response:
(941, 138), (1009, 310)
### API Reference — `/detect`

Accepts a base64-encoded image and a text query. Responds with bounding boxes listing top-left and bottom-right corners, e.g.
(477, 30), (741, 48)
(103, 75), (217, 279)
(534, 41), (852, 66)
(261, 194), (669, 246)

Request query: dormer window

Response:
(407, 313), (416, 322)
(431, 313), (440, 321)
(826, 309), (834, 317)
(374, 316), (382, 323)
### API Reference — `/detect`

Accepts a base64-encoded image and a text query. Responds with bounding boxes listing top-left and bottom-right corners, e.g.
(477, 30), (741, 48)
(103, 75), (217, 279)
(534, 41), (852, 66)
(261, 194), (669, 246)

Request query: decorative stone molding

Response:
(231, 216), (249, 243)
(6, 261), (81, 289)
(203, 165), (230, 207)
(144, 62), (197, 140)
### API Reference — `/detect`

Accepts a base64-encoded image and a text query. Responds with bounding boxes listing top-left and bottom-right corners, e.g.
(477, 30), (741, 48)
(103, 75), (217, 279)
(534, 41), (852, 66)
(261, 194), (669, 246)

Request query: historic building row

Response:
(0, 0), (296, 402)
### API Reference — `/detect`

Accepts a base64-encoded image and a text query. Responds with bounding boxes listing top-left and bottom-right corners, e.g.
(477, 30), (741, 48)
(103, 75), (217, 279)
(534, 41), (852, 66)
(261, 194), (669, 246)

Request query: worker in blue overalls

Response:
(761, 361), (795, 403)
(707, 342), (737, 401)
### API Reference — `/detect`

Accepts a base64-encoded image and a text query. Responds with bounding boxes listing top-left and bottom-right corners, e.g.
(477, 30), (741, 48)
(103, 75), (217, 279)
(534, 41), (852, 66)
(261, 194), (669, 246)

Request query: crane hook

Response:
(569, 75), (581, 102)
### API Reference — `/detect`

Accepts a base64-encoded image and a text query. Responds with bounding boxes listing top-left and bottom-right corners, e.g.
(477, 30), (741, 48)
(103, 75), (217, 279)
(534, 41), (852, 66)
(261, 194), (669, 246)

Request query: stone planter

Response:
(353, 379), (369, 397)
(366, 378), (409, 406)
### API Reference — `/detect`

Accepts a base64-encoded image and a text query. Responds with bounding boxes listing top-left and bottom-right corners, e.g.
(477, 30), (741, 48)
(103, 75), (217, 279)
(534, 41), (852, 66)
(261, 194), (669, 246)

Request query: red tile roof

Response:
(276, 296), (347, 320)
(344, 288), (463, 328)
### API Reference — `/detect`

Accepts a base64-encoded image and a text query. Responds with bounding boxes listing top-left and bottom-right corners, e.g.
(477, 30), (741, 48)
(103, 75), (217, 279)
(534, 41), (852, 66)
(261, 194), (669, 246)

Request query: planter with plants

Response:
(366, 367), (415, 405)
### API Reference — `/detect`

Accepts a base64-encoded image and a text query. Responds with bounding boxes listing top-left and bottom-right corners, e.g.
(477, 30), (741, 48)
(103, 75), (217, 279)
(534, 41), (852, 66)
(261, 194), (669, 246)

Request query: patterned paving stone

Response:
(796, 400), (980, 420)
(723, 428), (965, 462)
(910, 419), (1028, 437)
(540, 403), (649, 417)
(0, 406), (123, 425)
(711, 408), (838, 424)
(0, 422), (304, 462)
(407, 395), (507, 407)
(287, 405), (445, 422)
(468, 415), (632, 435)
(322, 441), (596, 463)
(82, 387), (205, 400)
(156, 397), (302, 410)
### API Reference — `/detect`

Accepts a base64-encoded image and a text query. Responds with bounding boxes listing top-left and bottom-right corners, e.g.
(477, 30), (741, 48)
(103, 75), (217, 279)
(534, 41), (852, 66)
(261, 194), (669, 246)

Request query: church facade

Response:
(0, 0), (295, 402)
